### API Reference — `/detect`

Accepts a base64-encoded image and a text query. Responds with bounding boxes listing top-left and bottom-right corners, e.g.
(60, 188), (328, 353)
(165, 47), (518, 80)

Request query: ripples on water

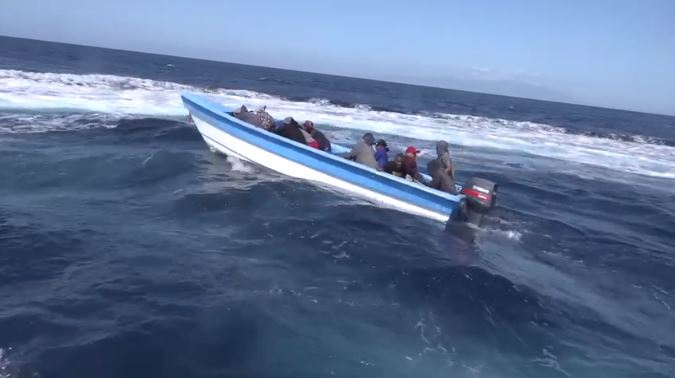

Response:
(1, 37), (674, 378)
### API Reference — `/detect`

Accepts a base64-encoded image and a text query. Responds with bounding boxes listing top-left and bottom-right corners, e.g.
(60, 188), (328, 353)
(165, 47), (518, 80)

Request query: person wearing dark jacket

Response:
(383, 153), (408, 177)
(303, 120), (332, 152)
(342, 132), (379, 169)
(374, 139), (389, 168)
(427, 158), (456, 194)
(275, 117), (308, 145)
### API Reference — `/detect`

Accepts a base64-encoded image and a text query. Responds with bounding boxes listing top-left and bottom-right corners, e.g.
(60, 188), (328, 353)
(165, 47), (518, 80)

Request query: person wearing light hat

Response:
(403, 145), (422, 181)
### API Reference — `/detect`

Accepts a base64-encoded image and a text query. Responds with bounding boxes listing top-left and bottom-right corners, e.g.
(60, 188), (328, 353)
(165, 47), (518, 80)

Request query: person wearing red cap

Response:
(403, 145), (422, 181)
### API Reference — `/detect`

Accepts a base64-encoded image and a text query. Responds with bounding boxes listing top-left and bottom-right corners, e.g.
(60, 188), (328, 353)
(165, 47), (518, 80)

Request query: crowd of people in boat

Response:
(232, 105), (332, 152)
(342, 133), (457, 194)
(231, 105), (457, 194)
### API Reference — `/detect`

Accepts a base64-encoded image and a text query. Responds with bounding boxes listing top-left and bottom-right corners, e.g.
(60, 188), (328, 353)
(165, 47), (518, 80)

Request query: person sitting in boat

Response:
(374, 139), (389, 169)
(302, 129), (321, 149)
(303, 120), (332, 152)
(232, 105), (256, 123)
(256, 106), (276, 130)
(383, 153), (408, 177)
(403, 145), (423, 181)
(273, 118), (286, 131)
(232, 105), (275, 130)
(341, 132), (379, 169)
(275, 117), (311, 145)
(427, 158), (456, 194)
(434, 140), (455, 180)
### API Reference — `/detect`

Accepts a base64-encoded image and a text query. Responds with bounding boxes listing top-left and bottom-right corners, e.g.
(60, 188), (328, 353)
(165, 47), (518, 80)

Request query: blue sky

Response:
(1, 0), (674, 115)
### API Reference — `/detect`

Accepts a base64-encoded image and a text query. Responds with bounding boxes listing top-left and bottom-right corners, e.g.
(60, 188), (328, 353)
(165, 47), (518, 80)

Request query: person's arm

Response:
(316, 131), (331, 150)
(447, 158), (455, 179)
(322, 132), (333, 152)
(410, 161), (422, 181)
(382, 162), (392, 174)
(440, 153), (455, 179)
(373, 150), (385, 166)
(383, 162), (402, 176)
(397, 162), (408, 179)
(341, 145), (358, 159)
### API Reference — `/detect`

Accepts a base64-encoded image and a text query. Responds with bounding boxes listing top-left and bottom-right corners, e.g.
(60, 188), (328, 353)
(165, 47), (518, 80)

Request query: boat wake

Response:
(1, 69), (674, 180)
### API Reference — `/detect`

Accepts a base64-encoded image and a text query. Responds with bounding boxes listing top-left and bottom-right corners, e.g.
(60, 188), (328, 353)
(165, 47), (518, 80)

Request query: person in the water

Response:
(341, 132), (379, 169)
(303, 120), (331, 152)
(374, 139), (389, 169)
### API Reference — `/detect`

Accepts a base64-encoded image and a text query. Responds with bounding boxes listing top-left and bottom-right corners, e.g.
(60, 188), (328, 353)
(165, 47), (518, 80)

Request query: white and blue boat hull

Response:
(181, 93), (466, 223)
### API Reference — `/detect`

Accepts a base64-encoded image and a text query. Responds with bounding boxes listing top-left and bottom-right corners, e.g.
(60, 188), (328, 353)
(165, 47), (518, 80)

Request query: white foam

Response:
(228, 156), (255, 174)
(479, 227), (524, 242)
(0, 348), (10, 378)
(1, 69), (674, 180)
(0, 112), (117, 133)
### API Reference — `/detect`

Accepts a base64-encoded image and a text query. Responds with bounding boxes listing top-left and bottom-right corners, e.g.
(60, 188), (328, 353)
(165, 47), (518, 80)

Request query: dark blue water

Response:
(1, 36), (674, 378)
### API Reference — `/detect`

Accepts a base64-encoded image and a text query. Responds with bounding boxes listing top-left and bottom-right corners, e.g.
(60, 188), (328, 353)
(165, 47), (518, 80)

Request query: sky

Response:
(1, 0), (674, 115)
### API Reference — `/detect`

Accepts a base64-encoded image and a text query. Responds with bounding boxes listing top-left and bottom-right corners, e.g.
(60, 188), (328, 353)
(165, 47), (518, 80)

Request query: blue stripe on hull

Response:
(181, 93), (463, 221)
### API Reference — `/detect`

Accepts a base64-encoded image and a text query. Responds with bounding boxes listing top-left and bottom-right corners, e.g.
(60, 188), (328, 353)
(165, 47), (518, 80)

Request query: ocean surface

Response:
(1, 36), (674, 378)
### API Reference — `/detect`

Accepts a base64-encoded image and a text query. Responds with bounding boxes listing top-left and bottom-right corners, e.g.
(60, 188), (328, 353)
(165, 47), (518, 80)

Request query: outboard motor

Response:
(460, 177), (498, 225)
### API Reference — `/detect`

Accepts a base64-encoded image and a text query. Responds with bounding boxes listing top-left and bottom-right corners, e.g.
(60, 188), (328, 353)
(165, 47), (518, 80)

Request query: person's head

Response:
(363, 132), (375, 146)
(376, 139), (389, 151)
(393, 153), (405, 166)
(303, 120), (315, 133)
(436, 141), (449, 155)
(405, 145), (420, 158)
(233, 105), (248, 115)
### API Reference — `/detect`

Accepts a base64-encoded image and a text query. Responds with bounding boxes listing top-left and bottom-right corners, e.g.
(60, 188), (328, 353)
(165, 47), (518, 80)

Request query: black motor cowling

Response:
(460, 177), (498, 213)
